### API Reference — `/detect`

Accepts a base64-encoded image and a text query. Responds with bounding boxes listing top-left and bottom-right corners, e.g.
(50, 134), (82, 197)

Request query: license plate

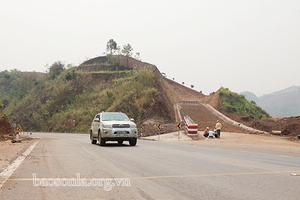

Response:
(115, 131), (127, 134)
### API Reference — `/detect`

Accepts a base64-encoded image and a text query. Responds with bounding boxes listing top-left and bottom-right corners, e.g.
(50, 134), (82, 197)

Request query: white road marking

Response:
(0, 141), (39, 188)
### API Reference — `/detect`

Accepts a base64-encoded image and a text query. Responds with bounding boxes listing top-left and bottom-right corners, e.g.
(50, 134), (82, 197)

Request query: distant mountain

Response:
(240, 91), (259, 102)
(241, 86), (300, 117)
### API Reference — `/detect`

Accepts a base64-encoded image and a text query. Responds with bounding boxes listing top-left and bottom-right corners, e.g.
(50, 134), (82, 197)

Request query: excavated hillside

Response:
(159, 77), (300, 138)
(160, 78), (249, 133)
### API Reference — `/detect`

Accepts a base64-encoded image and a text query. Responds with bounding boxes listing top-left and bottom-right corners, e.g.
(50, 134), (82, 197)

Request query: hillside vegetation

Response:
(0, 56), (171, 133)
(219, 88), (270, 120)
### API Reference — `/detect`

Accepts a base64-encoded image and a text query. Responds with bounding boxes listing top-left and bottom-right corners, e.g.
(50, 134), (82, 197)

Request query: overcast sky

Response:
(1, 0), (299, 96)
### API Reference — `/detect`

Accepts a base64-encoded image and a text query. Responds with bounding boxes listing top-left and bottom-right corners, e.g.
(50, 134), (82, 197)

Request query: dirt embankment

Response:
(239, 116), (300, 138)
(0, 115), (14, 141)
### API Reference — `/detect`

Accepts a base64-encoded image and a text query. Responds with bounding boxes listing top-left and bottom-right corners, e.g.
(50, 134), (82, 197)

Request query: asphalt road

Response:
(1, 133), (300, 200)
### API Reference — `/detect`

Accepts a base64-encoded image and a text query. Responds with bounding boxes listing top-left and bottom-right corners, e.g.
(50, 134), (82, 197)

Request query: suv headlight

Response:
(131, 124), (137, 128)
(102, 124), (112, 128)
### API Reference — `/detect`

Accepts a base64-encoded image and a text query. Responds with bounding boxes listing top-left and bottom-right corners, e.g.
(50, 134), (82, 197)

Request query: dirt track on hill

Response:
(180, 103), (249, 133)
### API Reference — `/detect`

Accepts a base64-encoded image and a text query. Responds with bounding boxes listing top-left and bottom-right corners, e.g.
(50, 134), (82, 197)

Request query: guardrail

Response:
(183, 115), (198, 136)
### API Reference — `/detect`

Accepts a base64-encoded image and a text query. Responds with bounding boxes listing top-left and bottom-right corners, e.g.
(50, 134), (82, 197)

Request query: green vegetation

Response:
(0, 40), (160, 133)
(0, 57), (163, 133)
(219, 88), (270, 119)
(106, 39), (118, 54)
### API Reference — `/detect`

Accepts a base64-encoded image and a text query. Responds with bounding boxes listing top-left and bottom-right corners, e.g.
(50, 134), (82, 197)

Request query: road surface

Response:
(1, 133), (300, 200)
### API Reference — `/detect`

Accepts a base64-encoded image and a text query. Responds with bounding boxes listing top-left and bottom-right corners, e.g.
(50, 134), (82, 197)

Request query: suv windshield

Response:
(102, 113), (129, 121)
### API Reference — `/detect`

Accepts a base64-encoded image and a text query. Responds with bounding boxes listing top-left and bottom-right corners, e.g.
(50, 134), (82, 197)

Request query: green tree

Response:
(106, 39), (117, 54)
(122, 44), (133, 67)
(49, 62), (65, 79)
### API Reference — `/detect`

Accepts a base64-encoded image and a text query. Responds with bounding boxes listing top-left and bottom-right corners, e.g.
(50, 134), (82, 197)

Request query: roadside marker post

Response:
(15, 132), (19, 142)
(157, 123), (162, 141)
(177, 122), (183, 140)
(15, 125), (23, 142)
(140, 124), (145, 137)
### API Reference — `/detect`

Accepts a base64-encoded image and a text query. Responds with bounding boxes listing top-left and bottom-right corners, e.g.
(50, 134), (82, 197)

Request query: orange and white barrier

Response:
(183, 115), (198, 136)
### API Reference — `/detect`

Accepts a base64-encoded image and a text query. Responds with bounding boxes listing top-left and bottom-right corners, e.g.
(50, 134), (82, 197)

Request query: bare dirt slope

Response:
(161, 78), (248, 133)
(179, 103), (248, 133)
(164, 78), (205, 102)
(0, 115), (14, 141)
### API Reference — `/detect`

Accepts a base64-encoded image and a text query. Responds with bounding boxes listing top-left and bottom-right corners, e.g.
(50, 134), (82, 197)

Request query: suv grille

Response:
(112, 124), (130, 128)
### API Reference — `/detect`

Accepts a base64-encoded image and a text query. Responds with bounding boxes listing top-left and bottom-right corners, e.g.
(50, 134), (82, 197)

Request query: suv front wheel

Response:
(98, 131), (106, 146)
(90, 130), (97, 144)
(129, 138), (137, 146)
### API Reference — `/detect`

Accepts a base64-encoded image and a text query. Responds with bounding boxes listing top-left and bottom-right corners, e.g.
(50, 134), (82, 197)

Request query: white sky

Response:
(1, 0), (299, 96)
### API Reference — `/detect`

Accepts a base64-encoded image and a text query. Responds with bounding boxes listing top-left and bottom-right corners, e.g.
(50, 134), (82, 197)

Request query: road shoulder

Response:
(0, 137), (39, 172)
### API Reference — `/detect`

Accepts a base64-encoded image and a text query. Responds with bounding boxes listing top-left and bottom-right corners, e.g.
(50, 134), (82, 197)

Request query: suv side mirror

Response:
(94, 118), (100, 122)
(130, 118), (134, 121)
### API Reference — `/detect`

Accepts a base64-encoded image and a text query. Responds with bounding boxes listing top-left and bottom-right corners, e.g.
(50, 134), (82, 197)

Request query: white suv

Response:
(90, 112), (138, 146)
